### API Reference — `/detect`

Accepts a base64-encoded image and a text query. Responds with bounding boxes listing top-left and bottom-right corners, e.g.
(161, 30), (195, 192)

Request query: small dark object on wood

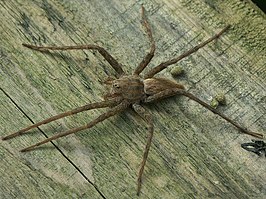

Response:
(241, 140), (266, 157)
(2, 6), (263, 196)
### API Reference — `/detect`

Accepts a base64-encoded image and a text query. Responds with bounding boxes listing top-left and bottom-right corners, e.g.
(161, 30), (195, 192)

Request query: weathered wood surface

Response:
(0, 0), (265, 198)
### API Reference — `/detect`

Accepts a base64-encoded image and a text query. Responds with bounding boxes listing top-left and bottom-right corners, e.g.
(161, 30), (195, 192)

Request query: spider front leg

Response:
(19, 100), (129, 152)
(144, 88), (263, 138)
(22, 43), (124, 76)
(132, 104), (154, 196)
(2, 99), (119, 140)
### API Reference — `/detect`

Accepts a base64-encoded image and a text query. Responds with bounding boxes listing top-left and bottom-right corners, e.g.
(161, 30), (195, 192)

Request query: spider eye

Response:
(113, 83), (120, 89)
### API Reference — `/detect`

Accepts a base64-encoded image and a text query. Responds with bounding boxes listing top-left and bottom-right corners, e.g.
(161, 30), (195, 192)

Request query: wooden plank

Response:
(0, 0), (265, 198)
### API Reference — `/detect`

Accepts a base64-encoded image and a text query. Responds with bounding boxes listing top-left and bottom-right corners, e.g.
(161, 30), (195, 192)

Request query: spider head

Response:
(110, 75), (145, 101)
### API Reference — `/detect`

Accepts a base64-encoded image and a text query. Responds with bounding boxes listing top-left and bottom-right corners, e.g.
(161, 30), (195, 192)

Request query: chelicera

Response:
(2, 6), (263, 196)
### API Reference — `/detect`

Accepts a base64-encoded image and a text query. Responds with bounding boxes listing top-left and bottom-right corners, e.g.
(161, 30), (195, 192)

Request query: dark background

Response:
(252, 0), (266, 13)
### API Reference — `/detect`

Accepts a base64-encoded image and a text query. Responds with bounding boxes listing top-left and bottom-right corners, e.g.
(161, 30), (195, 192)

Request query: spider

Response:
(2, 6), (263, 196)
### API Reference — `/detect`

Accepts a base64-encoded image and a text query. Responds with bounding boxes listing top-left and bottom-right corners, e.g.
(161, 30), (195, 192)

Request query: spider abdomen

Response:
(143, 77), (185, 95)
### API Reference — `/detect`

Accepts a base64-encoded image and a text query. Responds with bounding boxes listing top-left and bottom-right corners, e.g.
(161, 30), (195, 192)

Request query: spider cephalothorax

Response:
(2, 6), (263, 196)
(110, 75), (145, 101)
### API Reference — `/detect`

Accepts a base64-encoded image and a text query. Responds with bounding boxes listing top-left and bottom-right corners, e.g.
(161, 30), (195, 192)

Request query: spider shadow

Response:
(35, 50), (116, 88)
(39, 50), (88, 70)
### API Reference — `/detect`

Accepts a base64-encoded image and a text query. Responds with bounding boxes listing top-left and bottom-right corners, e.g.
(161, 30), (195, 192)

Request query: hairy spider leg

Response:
(132, 104), (154, 196)
(144, 88), (263, 138)
(134, 6), (155, 75)
(145, 25), (230, 78)
(2, 99), (120, 140)
(22, 43), (124, 76)
(20, 101), (129, 152)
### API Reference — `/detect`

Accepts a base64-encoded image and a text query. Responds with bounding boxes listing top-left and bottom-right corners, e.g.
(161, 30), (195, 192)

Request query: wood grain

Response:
(0, 0), (265, 198)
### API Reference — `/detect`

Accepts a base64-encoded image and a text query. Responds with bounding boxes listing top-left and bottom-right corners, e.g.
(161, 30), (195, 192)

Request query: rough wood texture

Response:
(0, 0), (265, 198)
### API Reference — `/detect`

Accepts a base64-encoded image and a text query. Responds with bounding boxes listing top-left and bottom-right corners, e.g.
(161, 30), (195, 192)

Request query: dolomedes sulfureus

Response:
(2, 6), (263, 196)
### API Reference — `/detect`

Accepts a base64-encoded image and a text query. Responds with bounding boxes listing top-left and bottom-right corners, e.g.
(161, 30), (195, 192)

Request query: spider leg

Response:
(144, 88), (263, 138)
(2, 99), (120, 140)
(22, 43), (124, 76)
(144, 25), (230, 78)
(133, 6), (155, 75)
(20, 100), (129, 152)
(132, 104), (154, 196)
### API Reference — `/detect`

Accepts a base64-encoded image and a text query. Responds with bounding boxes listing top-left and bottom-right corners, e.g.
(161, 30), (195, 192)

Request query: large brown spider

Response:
(2, 6), (263, 196)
